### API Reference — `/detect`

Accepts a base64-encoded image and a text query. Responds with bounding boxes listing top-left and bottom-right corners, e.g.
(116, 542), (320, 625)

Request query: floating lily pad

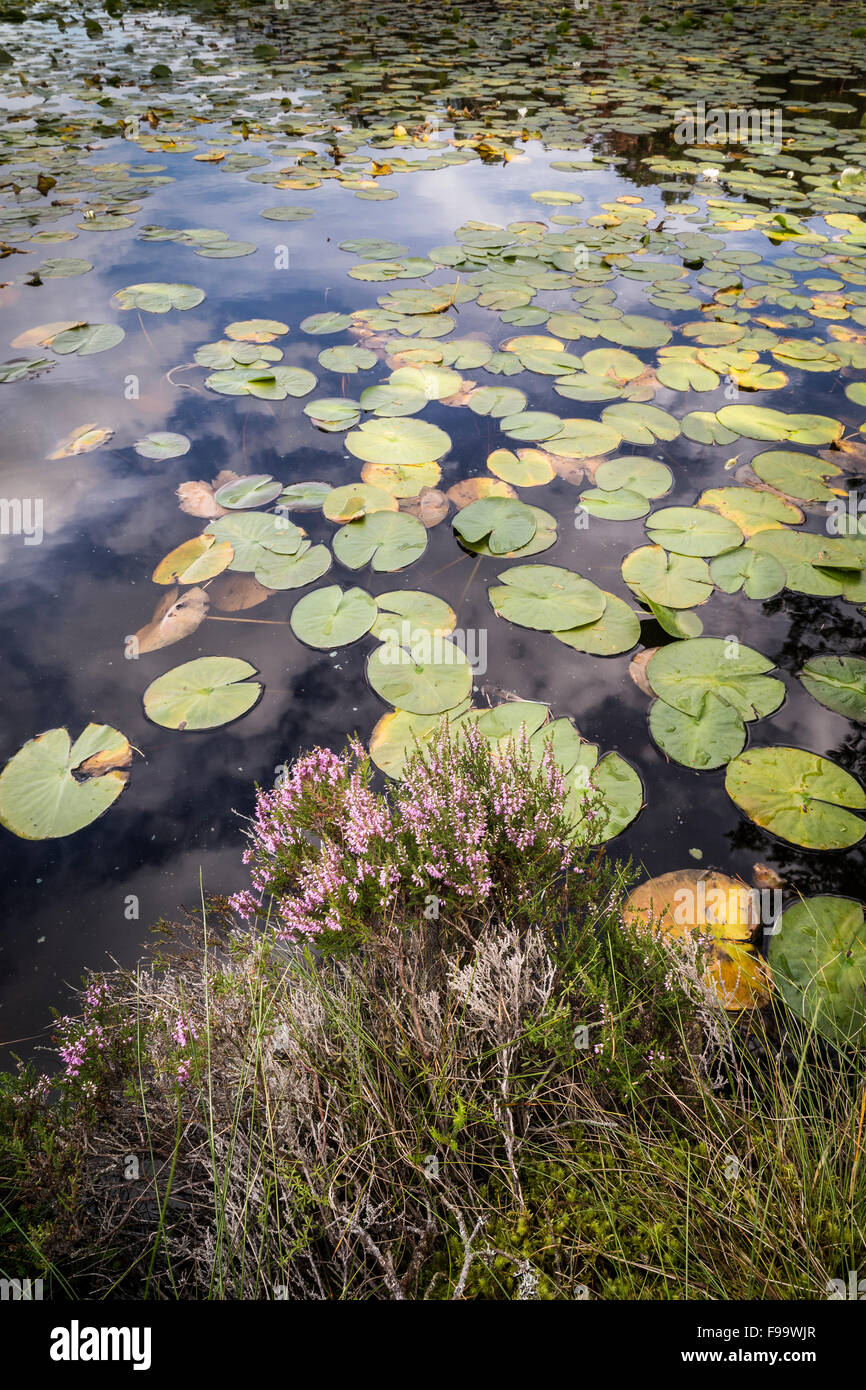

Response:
(649, 693), (747, 770)
(0, 725), (131, 840)
(213, 474), (283, 509)
(134, 432), (190, 460)
(346, 417), (451, 465)
(143, 657), (262, 731)
(489, 564), (606, 631)
(333, 510), (427, 571)
(487, 448), (555, 487)
(367, 638), (473, 714)
(371, 590), (456, 643)
(453, 497), (537, 555)
(769, 897), (866, 1050)
(112, 282), (204, 312)
(726, 747), (866, 849)
(290, 584), (377, 648)
(710, 548), (786, 600)
(553, 592), (641, 656)
(622, 546), (714, 609)
(646, 507), (745, 558)
(799, 656), (866, 722)
(750, 449), (843, 502)
(647, 638), (784, 722)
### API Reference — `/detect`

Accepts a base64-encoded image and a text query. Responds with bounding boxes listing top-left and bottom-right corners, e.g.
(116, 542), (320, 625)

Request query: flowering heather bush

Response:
(230, 721), (595, 950)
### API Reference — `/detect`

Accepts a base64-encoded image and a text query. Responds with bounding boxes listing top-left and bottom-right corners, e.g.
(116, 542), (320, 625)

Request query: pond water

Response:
(1, 0), (866, 1052)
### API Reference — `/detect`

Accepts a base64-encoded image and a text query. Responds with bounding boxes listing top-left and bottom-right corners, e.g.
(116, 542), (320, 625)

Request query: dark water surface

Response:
(1, 0), (865, 1052)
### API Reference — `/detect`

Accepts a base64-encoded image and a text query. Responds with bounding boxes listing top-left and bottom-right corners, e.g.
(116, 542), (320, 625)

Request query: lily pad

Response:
(725, 747), (866, 849)
(647, 638), (784, 722)
(0, 725), (131, 840)
(143, 657), (262, 731)
(622, 546), (713, 609)
(649, 693), (747, 770)
(112, 282), (205, 313)
(367, 638), (473, 714)
(290, 585), (377, 648)
(646, 507), (745, 558)
(799, 656), (866, 722)
(453, 497), (537, 555)
(488, 564), (606, 631)
(333, 510), (427, 571)
(134, 432), (190, 460)
(346, 417), (451, 465)
(769, 897), (866, 1050)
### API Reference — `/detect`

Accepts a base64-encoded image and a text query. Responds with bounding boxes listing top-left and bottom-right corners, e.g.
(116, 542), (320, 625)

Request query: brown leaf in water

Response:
(628, 648), (658, 697)
(440, 381), (479, 407)
(549, 453), (590, 486)
(75, 738), (133, 780)
(399, 487), (449, 528)
(207, 573), (274, 611)
(446, 476), (516, 508)
(177, 480), (228, 519)
(751, 862), (785, 891)
(134, 586), (209, 653)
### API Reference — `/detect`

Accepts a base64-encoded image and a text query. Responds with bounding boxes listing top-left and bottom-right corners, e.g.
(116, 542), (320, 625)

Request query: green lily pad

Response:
(646, 507), (745, 558)
(681, 411), (740, 445)
(318, 345), (378, 373)
(647, 638), (784, 721)
(279, 481), (332, 512)
(346, 417), (451, 465)
(207, 512), (305, 570)
(601, 402), (681, 445)
(333, 510), (427, 571)
(304, 397), (363, 431)
(143, 657), (262, 731)
(112, 282), (204, 312)
(710, 548), (786, 600)
(595, 455), (672, 499)
(578, 487), (651, 521)
(716, 404), (843, 445)
(769, 897), (866, 1050)
(553, 592), (641, 656)
(51, 322), (125, 356)
(213, 474), (283, 509)
(453, 497), (537, 555)
(255, 544), (331, 590)
(134, 431), (190, 460)
(290, 584), (377, 648)
(622, 546), (714, 609)
(367, 638), (473, 714)
(0, 724), (131, 840)
(750, 449), (843, 502)
(649, 693), (747, 771)
(371, 590), (456, 643)
(799, 656), (866, 722)
(488, 564), (606, 631)
(725, 747), (866, 849)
